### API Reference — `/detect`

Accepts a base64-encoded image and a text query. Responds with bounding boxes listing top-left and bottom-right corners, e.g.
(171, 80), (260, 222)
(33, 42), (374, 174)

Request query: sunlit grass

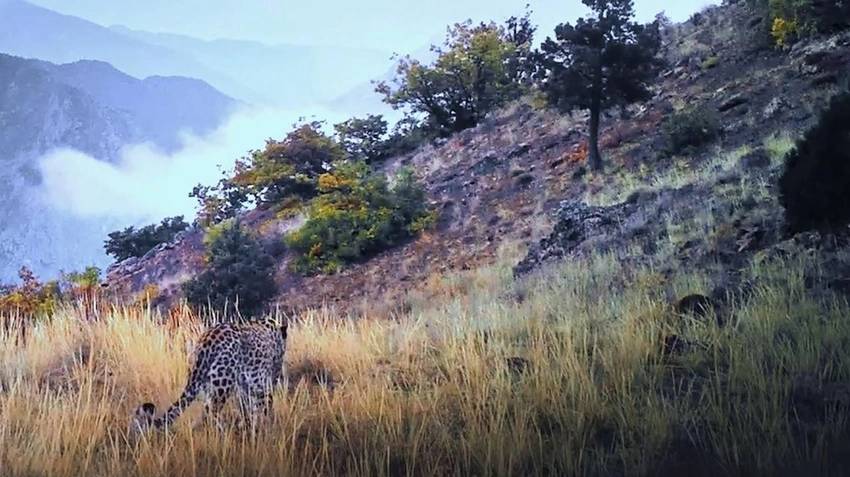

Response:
(0, 242), (848, 476)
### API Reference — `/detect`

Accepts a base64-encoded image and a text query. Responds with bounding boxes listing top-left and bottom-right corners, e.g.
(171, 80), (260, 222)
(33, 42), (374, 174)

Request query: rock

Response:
(508, 142), (532, 158)
(505, 357), (532, 375)
(762, 97), (787, 119)
(514, 173), (535, 187)
(739, 148), (771, 170)
(812, 73), (838, 87)
(718, 94), (749, 112)
(675, 294), (720, 323)
(803, 50), (831, 66)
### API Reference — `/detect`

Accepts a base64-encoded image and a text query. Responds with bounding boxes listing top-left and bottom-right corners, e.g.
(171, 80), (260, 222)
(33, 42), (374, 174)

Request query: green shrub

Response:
(285, 163), (433, 275)
(377, 14), (532, 137)
(661, 106), (721, 156)
(334, 115), (390, 163)
(779, 92), (850, 233)
(104, 216), (189, 262)
(183, 221), (277, 316)
(63, 266), (101, 290)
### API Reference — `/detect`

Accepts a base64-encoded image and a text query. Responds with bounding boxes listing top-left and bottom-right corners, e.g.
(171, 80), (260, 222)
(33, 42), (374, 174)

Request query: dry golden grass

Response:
(1, 244), (850, 476)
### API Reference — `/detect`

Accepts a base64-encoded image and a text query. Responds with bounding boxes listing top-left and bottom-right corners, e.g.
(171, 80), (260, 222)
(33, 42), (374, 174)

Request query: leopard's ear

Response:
(280, 321), (288, 341)
(141, 402), (156, 415)
(130, 402), (156, 434)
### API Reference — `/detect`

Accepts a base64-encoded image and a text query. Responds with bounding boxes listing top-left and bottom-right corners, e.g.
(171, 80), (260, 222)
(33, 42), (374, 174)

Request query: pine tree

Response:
(537, 0), (662, 170)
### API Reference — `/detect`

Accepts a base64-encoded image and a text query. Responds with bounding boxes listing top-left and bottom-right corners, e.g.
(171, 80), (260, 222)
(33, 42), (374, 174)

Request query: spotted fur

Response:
(132, 318), (287, 431)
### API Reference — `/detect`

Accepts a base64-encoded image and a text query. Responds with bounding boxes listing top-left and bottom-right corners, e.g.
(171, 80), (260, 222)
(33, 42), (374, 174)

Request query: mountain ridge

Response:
(0, 52), (236, 282)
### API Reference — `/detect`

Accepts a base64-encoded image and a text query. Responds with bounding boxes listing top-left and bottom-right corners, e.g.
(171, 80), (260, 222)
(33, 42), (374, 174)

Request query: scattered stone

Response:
(812, 73), (839, 87)
(718, 94), (749, 112)
(508, 142), (532, 158)
(510, 167), (527, 178)
(514, 173), (535, 187)
(762, 97), (786, 120)
(505, 357), (532, 375)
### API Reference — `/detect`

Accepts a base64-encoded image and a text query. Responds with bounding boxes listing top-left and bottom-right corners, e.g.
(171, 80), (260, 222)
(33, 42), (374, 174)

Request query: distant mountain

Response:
(330, 44), (440, 119)
(0, 53), (235, 281)
(0, 0), (393, 107)
(0, 0), (261, 104)
(109, 26), (393, 108)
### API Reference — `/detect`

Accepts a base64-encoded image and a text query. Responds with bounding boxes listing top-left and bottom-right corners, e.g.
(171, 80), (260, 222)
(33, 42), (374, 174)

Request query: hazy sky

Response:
(30, 0), (714, 52)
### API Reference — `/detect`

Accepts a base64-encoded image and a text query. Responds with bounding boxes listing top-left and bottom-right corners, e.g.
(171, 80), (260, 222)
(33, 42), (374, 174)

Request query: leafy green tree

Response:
(183, 221), (277, 317)
(377, 16), (531, 136)
(189, 182), (247, 227)
(231, 122), (345, 206)
(537, 0), (663, 170)
(334, 115), (390, 163)
(105, 216), (189, 262)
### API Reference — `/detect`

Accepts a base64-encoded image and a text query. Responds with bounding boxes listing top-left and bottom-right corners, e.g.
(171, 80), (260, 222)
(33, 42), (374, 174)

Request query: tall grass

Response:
(1, 245), (849, 476)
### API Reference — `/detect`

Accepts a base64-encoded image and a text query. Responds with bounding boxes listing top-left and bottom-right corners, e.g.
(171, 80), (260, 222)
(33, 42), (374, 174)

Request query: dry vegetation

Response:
(1, 235), (850, 476)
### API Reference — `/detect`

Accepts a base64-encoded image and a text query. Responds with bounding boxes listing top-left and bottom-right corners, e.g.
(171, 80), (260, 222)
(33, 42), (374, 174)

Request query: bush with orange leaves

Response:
(0, 267), (61, 317)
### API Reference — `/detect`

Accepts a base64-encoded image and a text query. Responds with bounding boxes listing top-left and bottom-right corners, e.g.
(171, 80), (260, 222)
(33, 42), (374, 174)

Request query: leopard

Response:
(131, 317), (288, 432)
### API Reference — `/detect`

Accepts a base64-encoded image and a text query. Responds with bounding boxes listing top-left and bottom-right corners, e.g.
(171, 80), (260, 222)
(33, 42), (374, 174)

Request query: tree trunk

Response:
(588, 52), (604, 172)
(588, 95), (603, 171)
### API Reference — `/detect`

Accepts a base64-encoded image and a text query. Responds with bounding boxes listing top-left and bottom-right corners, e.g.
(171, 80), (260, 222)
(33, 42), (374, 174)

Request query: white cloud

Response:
(36, 105), (352, 226)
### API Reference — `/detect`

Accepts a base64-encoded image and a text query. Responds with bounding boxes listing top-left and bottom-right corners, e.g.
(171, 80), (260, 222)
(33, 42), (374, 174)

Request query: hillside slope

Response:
(106, 2), (850, 315)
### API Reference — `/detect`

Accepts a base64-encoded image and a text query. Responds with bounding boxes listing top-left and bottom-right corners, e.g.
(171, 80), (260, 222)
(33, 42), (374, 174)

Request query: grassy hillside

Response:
(3, 238), (850, 476)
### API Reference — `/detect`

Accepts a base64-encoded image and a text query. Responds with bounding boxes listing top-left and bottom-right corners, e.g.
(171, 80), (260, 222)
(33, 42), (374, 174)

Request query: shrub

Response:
(779, 92), (850, 233)
(661, 106), (721, 156)
(771, 16), (799, 47)
(62, 266), (102, 303)
(749, 0), (850, 45)
(183, 221), (277, 316)
(0, 267), (61, 317)
(285, 163), (434, 275)
(334, 115), (390, 163)
(701, 56), (720, 70)
(105, 216), (189, 262)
